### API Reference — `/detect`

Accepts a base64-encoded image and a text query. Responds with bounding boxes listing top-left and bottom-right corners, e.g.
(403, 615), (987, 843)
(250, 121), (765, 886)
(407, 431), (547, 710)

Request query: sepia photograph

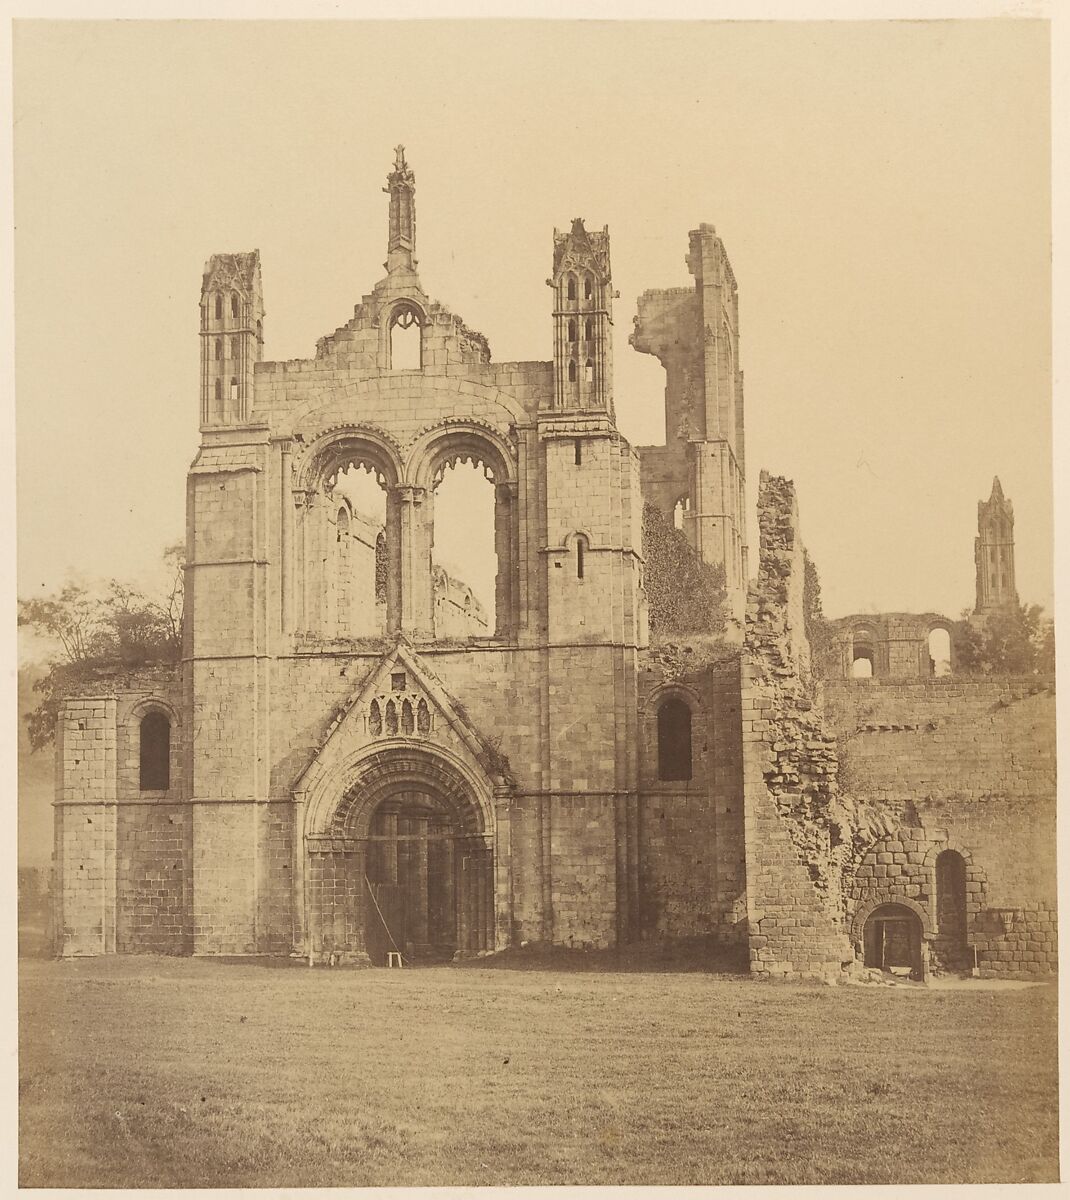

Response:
(13, 11), (1059, 1189)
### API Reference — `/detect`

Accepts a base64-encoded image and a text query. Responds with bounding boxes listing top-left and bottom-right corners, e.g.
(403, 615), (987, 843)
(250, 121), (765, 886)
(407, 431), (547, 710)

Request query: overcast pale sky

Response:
(14, 19), (1052, 625)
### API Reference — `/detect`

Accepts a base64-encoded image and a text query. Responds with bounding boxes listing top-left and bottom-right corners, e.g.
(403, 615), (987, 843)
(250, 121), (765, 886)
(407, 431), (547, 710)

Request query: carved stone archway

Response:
(300, 743), (497, 964)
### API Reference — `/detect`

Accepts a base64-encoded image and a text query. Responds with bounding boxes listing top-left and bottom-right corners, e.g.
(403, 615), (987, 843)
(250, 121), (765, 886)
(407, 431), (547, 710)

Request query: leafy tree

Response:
(18, 544), (184, 751)
(803, 550), (833, 675)
(642, 502), (726, 636)
(954, 602), (1055, 676)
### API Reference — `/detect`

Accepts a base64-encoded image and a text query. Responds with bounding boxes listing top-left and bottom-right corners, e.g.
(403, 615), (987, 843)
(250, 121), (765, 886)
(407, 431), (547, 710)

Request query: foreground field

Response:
(19, 955), (1058, 1187)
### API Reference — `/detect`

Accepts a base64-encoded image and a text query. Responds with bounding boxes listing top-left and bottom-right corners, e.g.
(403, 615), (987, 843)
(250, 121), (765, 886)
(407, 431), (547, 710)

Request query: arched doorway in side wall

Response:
(862, 903), (923, 978)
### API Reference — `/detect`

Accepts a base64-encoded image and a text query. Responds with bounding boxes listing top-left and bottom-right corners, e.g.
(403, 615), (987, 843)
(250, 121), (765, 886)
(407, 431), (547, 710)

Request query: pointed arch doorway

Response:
(303, 745), (496, 965)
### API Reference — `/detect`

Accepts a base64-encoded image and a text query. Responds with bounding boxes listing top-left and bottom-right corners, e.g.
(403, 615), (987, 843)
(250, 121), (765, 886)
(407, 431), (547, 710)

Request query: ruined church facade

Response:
(52, 152), (1056, 980)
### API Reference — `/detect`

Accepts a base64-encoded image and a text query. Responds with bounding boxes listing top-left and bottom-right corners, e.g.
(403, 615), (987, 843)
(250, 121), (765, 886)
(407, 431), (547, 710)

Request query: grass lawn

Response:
(18, 955), (1059, 1188)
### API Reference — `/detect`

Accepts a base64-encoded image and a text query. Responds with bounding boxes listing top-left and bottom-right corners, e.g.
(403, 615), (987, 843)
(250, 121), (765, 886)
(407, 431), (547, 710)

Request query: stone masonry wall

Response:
(741, 473), (853, 979)
(53, 697), (118, 955)
(823, 675), (1057, 979)
(637, 646), (746, 947)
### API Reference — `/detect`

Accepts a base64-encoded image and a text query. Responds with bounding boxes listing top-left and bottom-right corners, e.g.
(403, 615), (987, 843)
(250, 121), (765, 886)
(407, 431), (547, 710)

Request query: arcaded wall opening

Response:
(327, 464), (388, 637)
(431, 460), (495, 638)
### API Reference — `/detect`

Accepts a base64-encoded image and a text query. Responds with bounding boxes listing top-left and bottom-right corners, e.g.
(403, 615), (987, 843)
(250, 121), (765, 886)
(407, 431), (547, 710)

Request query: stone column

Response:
(395, 484), (433, 638)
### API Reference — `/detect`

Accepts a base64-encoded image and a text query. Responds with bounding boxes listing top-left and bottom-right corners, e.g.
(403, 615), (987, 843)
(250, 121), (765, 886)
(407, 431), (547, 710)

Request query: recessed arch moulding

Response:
(292, 644), (509, 963)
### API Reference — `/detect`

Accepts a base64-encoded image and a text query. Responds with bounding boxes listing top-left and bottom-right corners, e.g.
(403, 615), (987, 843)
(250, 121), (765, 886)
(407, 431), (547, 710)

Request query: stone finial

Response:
(383, 145), (417, 273)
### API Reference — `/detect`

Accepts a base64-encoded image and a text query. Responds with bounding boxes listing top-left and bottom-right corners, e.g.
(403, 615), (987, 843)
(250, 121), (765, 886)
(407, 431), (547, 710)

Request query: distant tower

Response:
(200, 252), (264, 427)
(974, 477), (1018, 614)
(550, 218), (614, 413)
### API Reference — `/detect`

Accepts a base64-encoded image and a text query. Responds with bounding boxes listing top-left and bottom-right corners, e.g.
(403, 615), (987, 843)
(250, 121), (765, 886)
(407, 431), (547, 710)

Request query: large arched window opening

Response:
(928, 627), (951, 677)
(389, 306), (422, 370)
(657, 697), (692, 782)
(327, 463), (389, 637)
(936, 850), (968, 949)
(139, 711), (171, 791)
(431, 459), (495, 638)
(214, 294), (223, 321)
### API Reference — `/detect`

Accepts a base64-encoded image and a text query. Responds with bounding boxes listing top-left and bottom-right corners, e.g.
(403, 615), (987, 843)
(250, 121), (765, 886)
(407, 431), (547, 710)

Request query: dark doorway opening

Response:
(362, 790), (493, 965)
(862, 903), (924, 978)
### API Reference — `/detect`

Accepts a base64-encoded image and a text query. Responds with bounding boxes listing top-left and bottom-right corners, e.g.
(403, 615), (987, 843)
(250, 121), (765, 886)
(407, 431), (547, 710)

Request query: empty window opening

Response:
(936, 850), (968, 952)
(576, 536), (587, 579)
(214, 294), (223, 320)
(214, 338), (222, 361)
(231, 336), (239, 360)
(657, 697), (692, 782)
(584, 274), (593, 299)
(432, 459), (496, 638)
(139, 712), (170, 791)
(567, 319), (577, 342)
(568, 360), (577, 383)
(585, 318), (593, 341)
(574, 438), (582, 466)
(851, 653), (874, 679)
(567, 275), (577, 301)
(214, 379), (222, 402)
(851, 632), (875, 678)
(928, 627), (951, 677)
(231, 293), (239, 319)
(390, 306), (422, 369)
(328, 463), (388, 637)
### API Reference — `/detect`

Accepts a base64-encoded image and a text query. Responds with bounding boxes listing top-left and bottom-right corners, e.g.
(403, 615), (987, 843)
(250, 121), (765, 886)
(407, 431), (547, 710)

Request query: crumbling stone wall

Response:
(740, 472), (854, 978)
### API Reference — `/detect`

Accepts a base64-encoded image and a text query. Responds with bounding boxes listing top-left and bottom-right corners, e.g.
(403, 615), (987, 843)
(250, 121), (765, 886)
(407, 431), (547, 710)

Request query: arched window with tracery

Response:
(389, 305), (422, 369)
(657, 697), (692, 782)
(139, 711), (170, 791)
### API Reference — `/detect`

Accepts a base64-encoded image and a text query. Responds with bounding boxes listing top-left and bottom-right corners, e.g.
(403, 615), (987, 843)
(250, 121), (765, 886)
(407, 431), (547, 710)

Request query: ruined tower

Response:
(632, 224), (749, 635)
(974, 476), (1018, 614)
(199, 252), (264, 427)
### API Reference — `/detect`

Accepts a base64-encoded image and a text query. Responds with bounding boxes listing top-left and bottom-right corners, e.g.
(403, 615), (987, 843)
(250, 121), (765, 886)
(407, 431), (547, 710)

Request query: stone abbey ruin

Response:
(52, 149), (1056, 980)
